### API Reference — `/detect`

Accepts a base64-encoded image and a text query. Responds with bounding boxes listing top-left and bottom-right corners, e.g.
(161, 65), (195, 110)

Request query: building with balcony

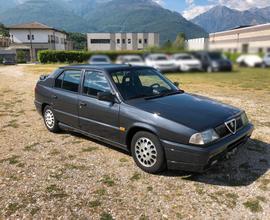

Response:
(8, 22), (73, 61)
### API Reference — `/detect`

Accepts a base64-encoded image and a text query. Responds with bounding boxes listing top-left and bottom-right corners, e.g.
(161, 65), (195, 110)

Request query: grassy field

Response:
(22, 64), (270, 92)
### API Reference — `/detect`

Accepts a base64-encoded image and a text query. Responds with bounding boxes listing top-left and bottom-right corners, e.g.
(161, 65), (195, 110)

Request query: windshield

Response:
(176, 55), (193, 60)
(208, 52), (223, 60)
(92, 58), (108, 62)
(154, 56), (168, 61)
(110, 68), (178, 100)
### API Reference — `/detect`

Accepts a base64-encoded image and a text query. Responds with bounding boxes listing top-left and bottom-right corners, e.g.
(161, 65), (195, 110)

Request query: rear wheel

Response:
(43, 105), (60, 133)
(131, 131), (166, 173)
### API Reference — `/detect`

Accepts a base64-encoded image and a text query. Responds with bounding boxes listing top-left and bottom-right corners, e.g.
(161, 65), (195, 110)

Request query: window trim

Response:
(54, 69), (82, 94)
(81, 70), (113, 99)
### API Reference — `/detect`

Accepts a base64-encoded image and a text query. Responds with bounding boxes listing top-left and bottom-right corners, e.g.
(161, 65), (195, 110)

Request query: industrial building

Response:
(186, 23), (270, 54)
(87, 33), (159, 51)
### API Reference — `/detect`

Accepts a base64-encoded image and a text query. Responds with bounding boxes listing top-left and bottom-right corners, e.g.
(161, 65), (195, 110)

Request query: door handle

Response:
(79, 102), (87, 107)
(52, 95), (58, 99)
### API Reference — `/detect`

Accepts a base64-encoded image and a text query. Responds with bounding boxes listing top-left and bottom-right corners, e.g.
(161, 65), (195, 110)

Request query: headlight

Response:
(241, 112), (249, 126)
(189, 129), (219, 145)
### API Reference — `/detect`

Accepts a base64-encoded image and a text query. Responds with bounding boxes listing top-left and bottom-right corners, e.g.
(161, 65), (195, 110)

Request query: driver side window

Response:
(138, 71), (170, 90)
(83, 71), (111, 97)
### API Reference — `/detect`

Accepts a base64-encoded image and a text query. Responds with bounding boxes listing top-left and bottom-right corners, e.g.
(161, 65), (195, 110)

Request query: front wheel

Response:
(131, 131), (166, 174)
(43, 105), (60, 133)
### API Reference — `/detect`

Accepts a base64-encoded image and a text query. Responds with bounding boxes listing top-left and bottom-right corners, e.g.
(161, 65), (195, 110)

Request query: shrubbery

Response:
(38, 50), (146, 64)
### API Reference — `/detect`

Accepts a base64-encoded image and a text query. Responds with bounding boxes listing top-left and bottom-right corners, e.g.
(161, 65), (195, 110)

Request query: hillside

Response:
(84, 0), (208, 42)
(192, 5), (268, 33)
(0, 0), (93, 33)
(0, 0), (207, 43)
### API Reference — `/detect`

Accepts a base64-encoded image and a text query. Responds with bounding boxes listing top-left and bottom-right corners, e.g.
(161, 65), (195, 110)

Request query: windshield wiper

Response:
(145, 90), (184, 100)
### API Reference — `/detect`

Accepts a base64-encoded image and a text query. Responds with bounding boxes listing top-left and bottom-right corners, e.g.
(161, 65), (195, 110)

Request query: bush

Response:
(17, 50), (27, 63)
(38, 50), (146, 64)
(0, 57), (3, 64)
(224, 52), (242, 63)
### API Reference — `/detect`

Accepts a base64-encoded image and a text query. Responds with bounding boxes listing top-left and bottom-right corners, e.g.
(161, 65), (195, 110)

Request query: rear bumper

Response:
(161, 123), (254, 173)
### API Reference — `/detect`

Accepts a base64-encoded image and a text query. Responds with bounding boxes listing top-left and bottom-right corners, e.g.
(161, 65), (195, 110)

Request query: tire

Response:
(43, 105), (60, 133)
(131, 131), (166, 174)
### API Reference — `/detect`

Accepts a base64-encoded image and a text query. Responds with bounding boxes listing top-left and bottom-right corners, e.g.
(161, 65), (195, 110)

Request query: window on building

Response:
(32, 35), (34, 40)
(242, 44), (249, 54)
(55, 36), (59, 44)
(48, 35), (50, 43)
(55, 70), (81, 93)
(138, 39), (142, 44)
(144, 39), (148, 44)
(91, 39), (111, 44)
(122, 39), (126, 44)
(83, 71), (111, 97)
(128, 39), (131, 44)
(117, 39), (120, 44)
(27, 34), (30, 40)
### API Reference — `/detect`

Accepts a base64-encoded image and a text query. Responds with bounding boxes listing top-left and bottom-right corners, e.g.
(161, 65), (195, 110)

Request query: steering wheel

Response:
(150, 83), (161, 89)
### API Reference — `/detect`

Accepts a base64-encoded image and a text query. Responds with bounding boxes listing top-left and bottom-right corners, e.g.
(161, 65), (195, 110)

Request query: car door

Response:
(52, 69), (81, 128)
(78, 70), (120, 144)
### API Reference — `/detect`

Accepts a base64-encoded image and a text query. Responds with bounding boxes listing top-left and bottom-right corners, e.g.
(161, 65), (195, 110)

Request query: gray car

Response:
(35, 65), (253, 173)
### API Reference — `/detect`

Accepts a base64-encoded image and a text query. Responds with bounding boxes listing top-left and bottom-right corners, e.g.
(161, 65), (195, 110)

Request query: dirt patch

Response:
(0, 65), (269, 219)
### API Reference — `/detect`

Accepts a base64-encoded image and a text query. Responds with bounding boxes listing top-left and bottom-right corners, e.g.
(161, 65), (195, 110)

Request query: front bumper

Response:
(161, 123), (254, 172)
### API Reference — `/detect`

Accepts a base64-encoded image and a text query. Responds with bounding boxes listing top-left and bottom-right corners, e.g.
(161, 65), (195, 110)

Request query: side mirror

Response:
(173, 82), (180, 87)
(97, 91), (116, 103)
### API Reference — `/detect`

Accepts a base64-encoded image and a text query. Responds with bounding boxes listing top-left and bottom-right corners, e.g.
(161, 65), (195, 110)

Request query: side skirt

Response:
(58, 122), (128, 152)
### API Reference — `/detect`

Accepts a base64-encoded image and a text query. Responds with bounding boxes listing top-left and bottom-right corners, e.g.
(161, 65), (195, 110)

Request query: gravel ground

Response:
(0, 65), (269, 219)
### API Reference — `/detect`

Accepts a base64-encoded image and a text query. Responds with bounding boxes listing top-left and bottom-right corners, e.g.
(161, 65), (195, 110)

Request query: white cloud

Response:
(182, 5), (215, 19)
(153, 0), (164, 5)
(182, 0), (270, 20)
(218, 0), (270, 10)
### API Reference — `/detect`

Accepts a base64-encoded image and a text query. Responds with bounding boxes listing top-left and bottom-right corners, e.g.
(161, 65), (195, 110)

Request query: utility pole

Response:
(29, 29), (33, 62)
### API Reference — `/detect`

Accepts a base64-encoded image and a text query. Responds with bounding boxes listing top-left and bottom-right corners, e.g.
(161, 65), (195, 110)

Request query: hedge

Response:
(38, 50), (146, 64)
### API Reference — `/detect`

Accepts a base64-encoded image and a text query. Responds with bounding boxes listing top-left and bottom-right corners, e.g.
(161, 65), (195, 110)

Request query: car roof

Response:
(59, 64), (152, 72)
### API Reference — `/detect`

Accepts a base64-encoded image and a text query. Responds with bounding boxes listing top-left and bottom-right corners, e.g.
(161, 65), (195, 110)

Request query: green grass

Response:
(165, 66), (270, 92)
(243, 199), (263, 213)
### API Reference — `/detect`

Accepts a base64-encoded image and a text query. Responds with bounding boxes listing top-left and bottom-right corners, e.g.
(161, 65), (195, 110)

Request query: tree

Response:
(0, 23), (9, 37)
(68, 32), (87, 50)
(173, 33), (186, 51)
(162, 40), (173, 50)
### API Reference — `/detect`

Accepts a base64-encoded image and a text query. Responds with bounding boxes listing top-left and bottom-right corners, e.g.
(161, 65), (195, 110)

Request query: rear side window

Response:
(83, 71), (111, 97)
(55, 70), (81, 93)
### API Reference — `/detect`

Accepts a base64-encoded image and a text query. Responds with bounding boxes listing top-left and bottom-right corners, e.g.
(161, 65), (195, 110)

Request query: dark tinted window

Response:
(83, 71), (111, 97)
(91, 39), (110, 44)
(55, 72), (64, 88)
(55, 70), (81, 92)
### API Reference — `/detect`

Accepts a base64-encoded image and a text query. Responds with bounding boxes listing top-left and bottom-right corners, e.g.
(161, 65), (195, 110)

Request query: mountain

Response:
(0, 0), (18, 13)
(249, 7), (270, 21)
(192, 5), (268, 33)
(83, 0), (207, 42)
(0, 0), (93, 32)
(0, 0), (207, 43)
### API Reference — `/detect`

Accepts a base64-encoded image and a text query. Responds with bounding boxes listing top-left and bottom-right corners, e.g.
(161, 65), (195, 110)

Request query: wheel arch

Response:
(41, 103), (50, 114)
(125, 123), (159, 152)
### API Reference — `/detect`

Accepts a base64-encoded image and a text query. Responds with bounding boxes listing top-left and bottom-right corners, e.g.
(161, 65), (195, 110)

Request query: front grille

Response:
(215, 116), (243, 138)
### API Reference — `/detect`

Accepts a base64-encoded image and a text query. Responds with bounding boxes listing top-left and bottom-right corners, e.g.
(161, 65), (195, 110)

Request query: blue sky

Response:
(155, 0), (270, 19)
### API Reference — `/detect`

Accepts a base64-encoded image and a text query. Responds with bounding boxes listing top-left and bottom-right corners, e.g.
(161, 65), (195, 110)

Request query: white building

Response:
(209, 23), (270, 53)
(187, 23), (270, 54)
(186, 37), (209, 51)
(8, 22), (73, 61)
(87, 33), (159, 51)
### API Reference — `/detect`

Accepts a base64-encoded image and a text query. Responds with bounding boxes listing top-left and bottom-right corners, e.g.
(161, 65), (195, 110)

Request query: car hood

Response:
(127, 93), (241, 131)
